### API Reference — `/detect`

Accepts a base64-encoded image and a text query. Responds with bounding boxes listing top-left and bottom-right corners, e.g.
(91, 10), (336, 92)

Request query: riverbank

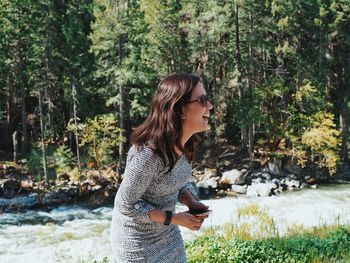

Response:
(1, 156), (349, 212)
(185, 226), (350, 263)
(0, 163), (119, 212)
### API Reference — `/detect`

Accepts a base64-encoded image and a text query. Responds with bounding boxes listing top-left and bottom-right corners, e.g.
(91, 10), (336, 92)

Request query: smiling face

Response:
(181, 82), (214, 137)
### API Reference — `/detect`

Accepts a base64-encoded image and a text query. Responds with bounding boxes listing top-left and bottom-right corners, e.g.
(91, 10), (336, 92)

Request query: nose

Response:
(207, 101), (214, 110)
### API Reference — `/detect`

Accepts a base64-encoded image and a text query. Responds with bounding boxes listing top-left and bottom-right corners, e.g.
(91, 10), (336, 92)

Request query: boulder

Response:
(216, 189), (227, 197)
(0, 194), (39, 209)
(203, 168), (217, 178)
(231, 184), (247, 194)
(284, 163), (303, 176)
(247, 182), (277, 197)
(196, 176), (219, 189)
(220, 169), (245, 185)
(0, 179), (21, 199)
(285, 179), (301, 189)
(267, 158), (282, 175)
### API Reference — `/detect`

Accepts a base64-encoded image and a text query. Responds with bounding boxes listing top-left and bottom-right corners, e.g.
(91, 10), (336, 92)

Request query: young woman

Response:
(110, 73), (214, 262)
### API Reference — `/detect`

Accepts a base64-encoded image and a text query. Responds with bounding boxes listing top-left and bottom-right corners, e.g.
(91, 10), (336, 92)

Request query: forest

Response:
(0, 0), (349, 183)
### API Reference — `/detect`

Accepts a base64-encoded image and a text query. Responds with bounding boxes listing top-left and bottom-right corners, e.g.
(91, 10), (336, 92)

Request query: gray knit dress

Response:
(110, 145), (192, 263)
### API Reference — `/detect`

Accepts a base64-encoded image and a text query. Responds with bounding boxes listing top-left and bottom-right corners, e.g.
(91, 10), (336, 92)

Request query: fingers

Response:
(191, 217), (202, 223)
(192, 220), (203, 231)
(195, 214), (209, 219)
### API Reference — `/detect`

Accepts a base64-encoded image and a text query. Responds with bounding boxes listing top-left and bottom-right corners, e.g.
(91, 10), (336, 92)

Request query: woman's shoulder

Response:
(127, 144), (163, 164)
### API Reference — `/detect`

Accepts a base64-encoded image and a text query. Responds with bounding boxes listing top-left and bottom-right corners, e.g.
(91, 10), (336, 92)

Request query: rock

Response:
(285, 179), (300, 188)
(285, 163), (303, 176)
(0, 194), (39, 210)
(310, 184), (318, 189)
(226, 190), (237, 197)
(216, 189), (227, 197)
(267, 158), (282, 175)
(305, 177), (317, 184)
(196, 176), (219, 189)
(271, 178), (280, 185)
(220, 169), (245, 185)
(231, 184), (247, 194)
(203, 168), (217, 178)
(0, 179), (21, 199)
(247, 182), (277, 197)
(261, 173), (271, 181)
(252, 177), (262, 184)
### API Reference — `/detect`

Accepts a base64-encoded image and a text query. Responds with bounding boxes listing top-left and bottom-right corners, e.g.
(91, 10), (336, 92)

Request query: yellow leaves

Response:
(295, 82), (317, 103)
(275, 41), (294, 56)
(277, 16), (289, 29)
(298, 111), (341, 175)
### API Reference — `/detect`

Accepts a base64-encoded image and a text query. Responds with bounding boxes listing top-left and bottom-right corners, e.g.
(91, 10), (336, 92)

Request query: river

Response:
(0, 184), (349, 263)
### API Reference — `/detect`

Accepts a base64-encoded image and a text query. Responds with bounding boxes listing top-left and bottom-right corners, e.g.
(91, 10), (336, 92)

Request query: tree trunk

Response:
(118, 82), (125, 175)
(340, 104), (349, 162)
(235, 3), (247, 149)
(12, 131), (18, 163)
(20, 79), (28, 157)
(72, 82), (81, 170)
(248, 10), (254, 167)
(19, 53), (28, 157)
(38, 90), (48, 184)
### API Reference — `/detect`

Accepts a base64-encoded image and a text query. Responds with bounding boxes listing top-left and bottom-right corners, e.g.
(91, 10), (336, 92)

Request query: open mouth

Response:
(202, 115), (210, 120)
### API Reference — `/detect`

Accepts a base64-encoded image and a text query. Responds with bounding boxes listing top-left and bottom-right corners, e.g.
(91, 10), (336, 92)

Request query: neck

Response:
(175, 129), (193, 155)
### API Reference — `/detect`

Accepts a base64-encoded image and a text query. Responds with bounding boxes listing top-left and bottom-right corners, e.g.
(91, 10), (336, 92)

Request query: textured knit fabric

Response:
(110, 145), (192, 263)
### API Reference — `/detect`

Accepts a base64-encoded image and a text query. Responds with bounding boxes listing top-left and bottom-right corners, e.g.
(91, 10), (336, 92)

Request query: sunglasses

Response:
(185, 94), (209, 107)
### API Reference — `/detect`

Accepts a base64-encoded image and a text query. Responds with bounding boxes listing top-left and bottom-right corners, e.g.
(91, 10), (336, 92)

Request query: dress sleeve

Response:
(114, 146), (162, 221)
(178, 160), (194, 202)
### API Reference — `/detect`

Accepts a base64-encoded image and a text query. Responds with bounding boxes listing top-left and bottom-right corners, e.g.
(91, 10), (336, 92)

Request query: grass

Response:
(186, 227), (350, 263)
(186, 204), (350, 263)
(68, 204), (350, 263)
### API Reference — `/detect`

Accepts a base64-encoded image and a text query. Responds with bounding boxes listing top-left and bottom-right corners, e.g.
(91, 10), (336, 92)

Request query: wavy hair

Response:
(131, 73), (201, 171)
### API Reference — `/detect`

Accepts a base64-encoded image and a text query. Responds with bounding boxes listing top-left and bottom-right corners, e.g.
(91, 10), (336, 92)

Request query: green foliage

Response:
(51, 145), (78, 179)
(26, 146), (43, 180)
(292, 112), (341, 174)
(67, 114), (124, 168)
(186, 227), (350, 263)
(1, 0), (349, 169)
(52, 145), (74, 171)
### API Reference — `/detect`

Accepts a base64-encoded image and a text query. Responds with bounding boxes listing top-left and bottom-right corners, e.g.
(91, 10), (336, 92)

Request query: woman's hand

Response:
(172, 212), (205, 231)
(188, 201), (209, 212)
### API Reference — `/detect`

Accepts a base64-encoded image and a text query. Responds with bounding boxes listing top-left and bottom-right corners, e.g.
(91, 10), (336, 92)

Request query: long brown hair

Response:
(131, 73), (201, 171)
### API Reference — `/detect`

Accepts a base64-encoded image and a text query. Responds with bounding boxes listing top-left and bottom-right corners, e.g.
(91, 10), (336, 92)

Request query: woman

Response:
(110, 73), (214, 262)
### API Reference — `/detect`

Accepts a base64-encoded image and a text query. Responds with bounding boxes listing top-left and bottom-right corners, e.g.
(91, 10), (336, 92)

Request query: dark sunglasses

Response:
(185, 94), (209, 107)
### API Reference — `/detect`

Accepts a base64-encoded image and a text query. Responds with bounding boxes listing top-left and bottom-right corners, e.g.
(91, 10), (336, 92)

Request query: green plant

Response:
(291, 111), (341, 175)
(26, 146), (43, 180)
(67, 113), (125, 168)
(52, 145), (74, 172)
(186, 227), (350, 263)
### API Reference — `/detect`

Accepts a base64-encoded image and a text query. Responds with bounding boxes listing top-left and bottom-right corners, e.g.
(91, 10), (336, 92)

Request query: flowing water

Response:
(0, 184), (349, 263)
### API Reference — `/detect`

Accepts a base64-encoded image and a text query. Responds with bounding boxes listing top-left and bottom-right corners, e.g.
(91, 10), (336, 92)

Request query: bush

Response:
(26, 146), (43, 180)
(52, 145), (75, 173)
(186, 227), (350, 263)
(67, 113), (125, 169)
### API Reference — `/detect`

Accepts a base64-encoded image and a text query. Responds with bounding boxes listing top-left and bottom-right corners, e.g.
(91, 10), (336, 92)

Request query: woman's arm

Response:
(180, 188), (209, 211)
(148, 188), (209, 230)
(148, 208), (204, 231)
(114, 146), (161, 221)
